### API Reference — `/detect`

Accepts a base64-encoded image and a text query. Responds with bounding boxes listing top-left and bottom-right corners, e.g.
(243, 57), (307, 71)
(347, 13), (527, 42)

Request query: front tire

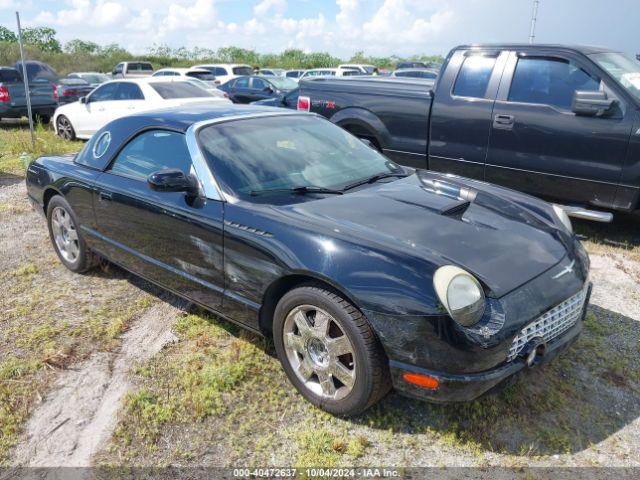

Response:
(273, 285), (391, 416)
(46, 195), (96, 273)
(56, 115), (76, 140)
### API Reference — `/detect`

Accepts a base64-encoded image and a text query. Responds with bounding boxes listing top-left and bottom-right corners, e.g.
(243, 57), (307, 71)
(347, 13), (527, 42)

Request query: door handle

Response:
(99, 191), (113, 202)
(127, 106), (135, 110)
(98, 107), (105, 111)
(493, 114), (515, 130)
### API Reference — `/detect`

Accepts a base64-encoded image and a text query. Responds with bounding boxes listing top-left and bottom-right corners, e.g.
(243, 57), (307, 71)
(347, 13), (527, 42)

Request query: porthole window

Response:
(93, 131), (111, 158)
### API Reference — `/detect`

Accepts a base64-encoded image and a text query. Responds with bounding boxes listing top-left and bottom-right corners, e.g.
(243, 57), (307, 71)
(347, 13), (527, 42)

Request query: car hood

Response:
(279, 172), (568, 297)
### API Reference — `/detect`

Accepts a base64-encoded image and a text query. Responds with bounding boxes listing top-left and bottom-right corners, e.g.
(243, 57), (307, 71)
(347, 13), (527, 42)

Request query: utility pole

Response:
(529, 0), (540, 44)
(16, 11), (35, 148)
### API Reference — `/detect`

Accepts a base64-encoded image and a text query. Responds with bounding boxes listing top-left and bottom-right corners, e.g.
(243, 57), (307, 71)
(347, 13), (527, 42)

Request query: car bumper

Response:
(0, 105), (56, 118)
(390, 283), (591, 403)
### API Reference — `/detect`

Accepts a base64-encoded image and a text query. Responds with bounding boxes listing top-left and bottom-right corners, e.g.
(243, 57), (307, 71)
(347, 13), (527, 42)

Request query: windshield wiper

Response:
(342, 171), (409, 192)
(250, 185), (344, 196)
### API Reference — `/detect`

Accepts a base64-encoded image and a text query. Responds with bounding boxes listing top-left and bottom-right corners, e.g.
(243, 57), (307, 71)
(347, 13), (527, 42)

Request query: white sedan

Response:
(53, 78), (231, 140)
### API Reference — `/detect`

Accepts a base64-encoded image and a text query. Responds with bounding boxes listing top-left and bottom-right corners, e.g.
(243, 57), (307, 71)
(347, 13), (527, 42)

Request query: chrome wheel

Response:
(57, 116), (73, 140)
(51, 206), (79, 262)
(283, 304), (356, 400)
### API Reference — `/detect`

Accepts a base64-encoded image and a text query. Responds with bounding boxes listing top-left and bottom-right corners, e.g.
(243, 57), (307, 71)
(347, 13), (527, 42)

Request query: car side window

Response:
(214, 67), (227, 76)
(452, 55), (497, 98)
(235, 77), (249, 88)
(89, 82), (119, 102)
(508, 57), (601, 110)
(252, 77), (267, 90)
(114, 82), (144, 100)
(108, 130), (193, 181)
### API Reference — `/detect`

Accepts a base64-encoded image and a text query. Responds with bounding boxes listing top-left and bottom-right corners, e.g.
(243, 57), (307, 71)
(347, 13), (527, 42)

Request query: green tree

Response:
(64, 39), (100, 55)
(22, 27), (61, 53)
(0, 25), (17, 43)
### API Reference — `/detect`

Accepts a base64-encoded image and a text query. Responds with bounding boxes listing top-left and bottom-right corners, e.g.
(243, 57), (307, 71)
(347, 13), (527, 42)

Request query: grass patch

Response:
(0, 122), (82, 177)
(0, 254), (156, 463)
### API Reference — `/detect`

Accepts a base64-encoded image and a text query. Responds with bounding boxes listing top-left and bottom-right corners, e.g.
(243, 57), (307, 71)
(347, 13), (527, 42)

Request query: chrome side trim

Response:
(185, 111), (313, 202)
(485, 162), (639, 190)
(383, 148), (427, 157)
(429, 155), (485, 166)
(554, 204), (614, 223)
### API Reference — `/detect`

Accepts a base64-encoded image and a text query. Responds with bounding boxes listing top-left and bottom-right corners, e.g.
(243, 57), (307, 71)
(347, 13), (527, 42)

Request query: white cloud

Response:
(94, 1), (128, 26)
(362, 0), (454, 50)
(253, 0), (287, 17)
(34, 0), (128, 27)
(28, 0), (455, 57)
(163, 0), (216, 31)
(126, 8), (153, 31)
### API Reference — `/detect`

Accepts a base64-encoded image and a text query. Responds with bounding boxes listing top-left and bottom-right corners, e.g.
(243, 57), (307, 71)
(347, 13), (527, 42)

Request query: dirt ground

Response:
(1, 167), (639, 470)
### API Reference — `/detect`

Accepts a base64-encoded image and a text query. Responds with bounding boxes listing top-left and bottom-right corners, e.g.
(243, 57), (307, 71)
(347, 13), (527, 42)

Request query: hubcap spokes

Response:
(283, 305), (356, 400)
(51, 206), (79, 262)
(58, 119), (71, 139)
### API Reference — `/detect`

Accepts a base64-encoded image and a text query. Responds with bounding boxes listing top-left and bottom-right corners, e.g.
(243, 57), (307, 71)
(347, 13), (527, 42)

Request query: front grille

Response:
(507, 287), (588, 362)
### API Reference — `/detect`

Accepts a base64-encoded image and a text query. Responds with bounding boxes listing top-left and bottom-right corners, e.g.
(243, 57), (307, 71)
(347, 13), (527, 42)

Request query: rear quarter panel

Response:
(26, 154), (100, 232)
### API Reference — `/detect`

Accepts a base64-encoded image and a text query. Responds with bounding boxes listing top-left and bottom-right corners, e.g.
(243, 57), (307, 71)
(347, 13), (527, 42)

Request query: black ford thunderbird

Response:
(26, 105), (591, 416)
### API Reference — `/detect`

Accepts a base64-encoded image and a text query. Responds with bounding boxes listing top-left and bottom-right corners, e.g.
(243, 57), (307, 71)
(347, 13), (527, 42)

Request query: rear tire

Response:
(46, 195), (97, 273)
(56, 115), (76, 141)
(273, 285), (391, 416)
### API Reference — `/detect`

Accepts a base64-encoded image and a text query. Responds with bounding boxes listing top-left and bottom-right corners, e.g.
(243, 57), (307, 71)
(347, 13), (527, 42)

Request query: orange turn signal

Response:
(402, 372), (440, 389)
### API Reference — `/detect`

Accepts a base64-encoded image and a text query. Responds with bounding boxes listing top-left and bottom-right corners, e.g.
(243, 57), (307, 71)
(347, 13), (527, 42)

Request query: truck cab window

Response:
(452, 55), (497, 98)
(508, 57), (600, 110)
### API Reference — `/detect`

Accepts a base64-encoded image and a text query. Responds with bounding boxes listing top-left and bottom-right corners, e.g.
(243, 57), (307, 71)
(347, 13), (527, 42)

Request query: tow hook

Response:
(521, 338), (546, 367)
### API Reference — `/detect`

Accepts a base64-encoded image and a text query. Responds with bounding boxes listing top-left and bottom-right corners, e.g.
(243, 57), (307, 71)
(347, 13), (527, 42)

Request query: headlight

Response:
(552, 204), (573, 233)
(433, 265), (485, 326)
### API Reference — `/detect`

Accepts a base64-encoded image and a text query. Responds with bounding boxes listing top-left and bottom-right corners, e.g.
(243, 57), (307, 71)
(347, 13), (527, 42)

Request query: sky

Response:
(0, 0), (637, 58)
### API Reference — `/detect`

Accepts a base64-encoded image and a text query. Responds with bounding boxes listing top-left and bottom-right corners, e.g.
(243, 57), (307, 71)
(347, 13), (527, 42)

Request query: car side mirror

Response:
(263, 86), (273, 93)
(572, 90), (615, 116)
(147, 169), (199, 196)
(79, 96), (88, 104)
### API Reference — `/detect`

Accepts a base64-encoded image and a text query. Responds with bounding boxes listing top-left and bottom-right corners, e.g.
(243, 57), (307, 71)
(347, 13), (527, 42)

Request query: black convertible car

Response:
(26, 105), (591, 416)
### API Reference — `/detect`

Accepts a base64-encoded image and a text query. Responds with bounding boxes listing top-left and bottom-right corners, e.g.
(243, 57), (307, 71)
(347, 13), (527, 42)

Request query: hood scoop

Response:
(439, 200), (471, 220)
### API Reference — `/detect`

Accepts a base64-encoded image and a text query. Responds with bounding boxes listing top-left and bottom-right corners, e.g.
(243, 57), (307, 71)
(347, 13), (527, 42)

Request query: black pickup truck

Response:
(0, 67), (58, 123)
(299, 44), (640, 220)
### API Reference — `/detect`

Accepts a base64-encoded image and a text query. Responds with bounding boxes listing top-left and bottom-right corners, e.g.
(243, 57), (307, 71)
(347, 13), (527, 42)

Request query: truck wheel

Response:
(56, 115), (76, 141)
(273, 285), (391, 416)
(46, 195), (97, 273)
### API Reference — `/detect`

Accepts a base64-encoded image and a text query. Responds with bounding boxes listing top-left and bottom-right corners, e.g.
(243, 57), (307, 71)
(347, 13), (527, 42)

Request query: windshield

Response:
(267, 77), (298, 90)
(233, 66), (253, 75)
(199, 115), (402, 201)
(80, 74), (109, 84)
(60, 78), (89, 86)
(187, 71), (216, 81)
(590, 52), (640, 102)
